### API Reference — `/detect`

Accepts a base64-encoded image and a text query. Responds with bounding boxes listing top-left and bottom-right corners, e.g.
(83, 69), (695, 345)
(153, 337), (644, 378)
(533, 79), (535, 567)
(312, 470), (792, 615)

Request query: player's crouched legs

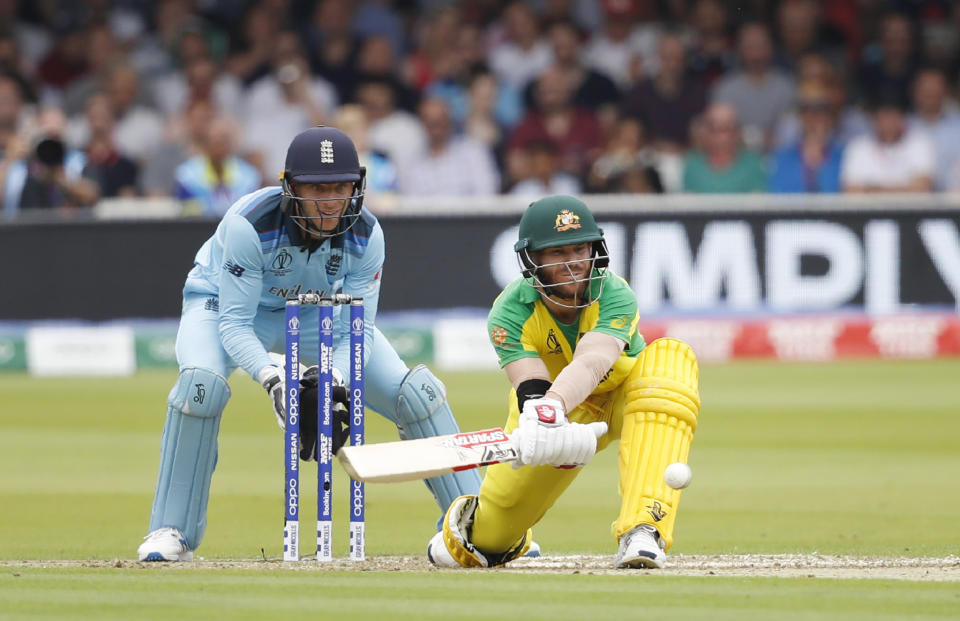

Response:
(427, 495), (532, 568)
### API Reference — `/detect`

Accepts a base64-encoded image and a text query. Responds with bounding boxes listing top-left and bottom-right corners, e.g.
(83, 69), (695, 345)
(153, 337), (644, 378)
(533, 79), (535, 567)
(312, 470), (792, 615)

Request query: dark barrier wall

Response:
(0, 220), (218, 320)
(1, 209), (958, 320)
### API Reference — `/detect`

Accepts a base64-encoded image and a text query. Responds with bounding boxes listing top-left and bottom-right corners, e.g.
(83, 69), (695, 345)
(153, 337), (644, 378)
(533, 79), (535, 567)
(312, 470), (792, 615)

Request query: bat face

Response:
(338, 428), (518, 482)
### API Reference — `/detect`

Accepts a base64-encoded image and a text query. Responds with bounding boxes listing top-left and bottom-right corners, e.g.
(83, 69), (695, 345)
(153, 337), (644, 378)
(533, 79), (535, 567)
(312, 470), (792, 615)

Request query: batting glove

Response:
(258, 366), (286, 429)
(511, 397), (607, 467)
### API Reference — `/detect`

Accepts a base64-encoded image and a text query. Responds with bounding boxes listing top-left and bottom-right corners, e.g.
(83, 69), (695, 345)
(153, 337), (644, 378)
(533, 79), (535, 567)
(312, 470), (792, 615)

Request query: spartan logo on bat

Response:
(546, 328), (562, 354)
(441, 429), (508, 450)
(646, 501), (667, 522)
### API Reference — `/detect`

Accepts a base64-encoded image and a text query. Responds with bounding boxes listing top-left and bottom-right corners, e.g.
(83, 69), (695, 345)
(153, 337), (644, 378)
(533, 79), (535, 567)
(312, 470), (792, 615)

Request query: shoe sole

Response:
(139, 551), (194, 562)
(617, 553), (665, 569)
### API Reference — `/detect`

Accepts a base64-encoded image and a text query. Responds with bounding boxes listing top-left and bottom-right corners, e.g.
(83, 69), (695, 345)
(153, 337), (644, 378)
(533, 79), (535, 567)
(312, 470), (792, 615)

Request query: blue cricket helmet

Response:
(281, 125), (367, 238)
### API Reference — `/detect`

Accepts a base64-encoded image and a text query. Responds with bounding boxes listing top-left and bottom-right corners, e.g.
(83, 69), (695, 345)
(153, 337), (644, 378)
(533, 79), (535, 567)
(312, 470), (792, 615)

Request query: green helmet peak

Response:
(514, 195), (604, 252)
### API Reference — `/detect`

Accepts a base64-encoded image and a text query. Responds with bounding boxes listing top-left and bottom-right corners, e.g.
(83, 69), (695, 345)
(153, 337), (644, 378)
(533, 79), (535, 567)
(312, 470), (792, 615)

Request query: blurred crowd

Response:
(3, 0), (960, 218)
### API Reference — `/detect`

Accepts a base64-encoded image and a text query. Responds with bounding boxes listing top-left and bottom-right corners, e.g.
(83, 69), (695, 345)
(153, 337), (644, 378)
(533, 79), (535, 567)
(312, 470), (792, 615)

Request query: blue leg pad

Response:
(149, 367), (230, 551)
(397, 365), (482, 516)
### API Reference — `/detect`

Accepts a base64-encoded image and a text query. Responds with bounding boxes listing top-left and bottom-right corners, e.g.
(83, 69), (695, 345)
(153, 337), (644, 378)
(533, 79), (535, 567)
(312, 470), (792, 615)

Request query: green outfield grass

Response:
(1, 359), (958, 619)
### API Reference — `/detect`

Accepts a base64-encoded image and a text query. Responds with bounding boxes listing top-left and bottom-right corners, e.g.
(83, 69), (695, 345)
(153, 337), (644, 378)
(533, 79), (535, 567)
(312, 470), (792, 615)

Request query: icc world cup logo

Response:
(288, 316), (300, 331)
(321, 317), (333, 331)
(352, 318), (363, 332)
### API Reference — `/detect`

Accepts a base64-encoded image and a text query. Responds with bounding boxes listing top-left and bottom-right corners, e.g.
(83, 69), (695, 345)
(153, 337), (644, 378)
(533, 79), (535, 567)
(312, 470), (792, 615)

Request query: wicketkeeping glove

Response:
(258, 366), (285, 429)
(298, 366), (350, 461)
(511, 397), (608, 467)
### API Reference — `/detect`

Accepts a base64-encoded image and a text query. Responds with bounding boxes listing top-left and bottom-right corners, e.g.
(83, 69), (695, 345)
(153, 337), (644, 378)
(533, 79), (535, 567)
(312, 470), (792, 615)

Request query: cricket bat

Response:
(337, 428), (517, 482)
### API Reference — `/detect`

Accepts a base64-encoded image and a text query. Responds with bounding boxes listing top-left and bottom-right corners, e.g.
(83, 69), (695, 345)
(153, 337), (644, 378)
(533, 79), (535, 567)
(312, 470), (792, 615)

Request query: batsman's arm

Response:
(544, 332), (624, 412)
(216, 214), (274, 379)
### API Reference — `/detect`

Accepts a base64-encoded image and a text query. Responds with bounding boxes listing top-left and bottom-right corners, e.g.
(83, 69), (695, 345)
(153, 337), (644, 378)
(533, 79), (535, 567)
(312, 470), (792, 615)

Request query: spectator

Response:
(508, 67), (604, 182)
(682, 102), (766, 193)
(425, 21), (523, 134)
(96, 64), (165, 164)
(352, 0), (407, 59)
(464, 67), (522, 155)
(9, 104), (100, 212)
(773, 0), (829, 72)
(509, 139), (581, 197)
(174, 116), (260, 217)
(354, 77), (426, 165)
(152, 55), (243, 120)
(303, 0), (361, 97)
(355, 35), (417, 111)
(81, 93), (138, 198)
(0, 0), (51, 78)
(687, 0), (735, 88)
(712, 22), (795, 152)
(857, 13), (917, 105)
(333, 103), (397, 197)
(605, 161), (664, 193)
(0, 75), (30, 215)
(581, 0), (649, 89)
(141, 99), (213, 198)
(60, 24), (124, 117)
(841, 88), (934, 193)
(527, 21), (620, 125)
(588, 116), (651, 191)
(225, 1), (282, 87)
(768, 81), (844, 193)
(129, 0), (225, 79)
(241, 30), (338, 179)
(488, 2), (552, 90)
(908, 68), (960, 191)
(621, 32), (707, 153)
(396, 97), (499, 196)
(15, 136), (100, 210)
(772, 52), (871, 149)
(406, 5), (462, 93)
(0, 30), (37, 104)
(35, 25), (86, 95)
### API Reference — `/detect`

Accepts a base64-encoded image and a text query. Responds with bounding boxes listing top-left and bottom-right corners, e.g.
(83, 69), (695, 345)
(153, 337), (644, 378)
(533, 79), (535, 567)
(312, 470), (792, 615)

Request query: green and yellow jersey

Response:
(487, 270), (645, 394)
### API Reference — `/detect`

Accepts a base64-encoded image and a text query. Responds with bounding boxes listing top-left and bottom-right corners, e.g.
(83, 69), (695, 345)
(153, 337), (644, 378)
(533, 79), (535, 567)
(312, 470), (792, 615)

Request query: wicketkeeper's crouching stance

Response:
(427, 196), (701, 569)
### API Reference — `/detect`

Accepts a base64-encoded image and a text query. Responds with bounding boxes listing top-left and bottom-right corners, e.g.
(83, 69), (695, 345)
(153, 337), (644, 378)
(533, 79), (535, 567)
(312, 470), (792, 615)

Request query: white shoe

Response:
(137, 527), (194, 562)
(426, 531), (460, 568)
(615, 524), (666, 569)
(523, 540), (541, 558)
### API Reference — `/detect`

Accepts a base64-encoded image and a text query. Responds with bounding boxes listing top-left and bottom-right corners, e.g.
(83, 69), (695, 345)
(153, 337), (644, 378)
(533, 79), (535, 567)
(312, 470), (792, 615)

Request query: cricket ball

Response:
(664, 462), (692, 489)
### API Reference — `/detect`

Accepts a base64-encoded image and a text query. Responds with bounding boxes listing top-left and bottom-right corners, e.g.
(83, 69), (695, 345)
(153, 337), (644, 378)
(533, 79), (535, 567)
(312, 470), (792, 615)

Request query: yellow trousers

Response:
(471, 338), (700, 554)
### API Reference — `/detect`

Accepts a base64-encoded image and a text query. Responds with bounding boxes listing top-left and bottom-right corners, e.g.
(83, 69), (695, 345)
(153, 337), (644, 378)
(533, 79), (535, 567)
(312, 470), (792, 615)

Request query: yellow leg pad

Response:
(614, 338), (700, 550)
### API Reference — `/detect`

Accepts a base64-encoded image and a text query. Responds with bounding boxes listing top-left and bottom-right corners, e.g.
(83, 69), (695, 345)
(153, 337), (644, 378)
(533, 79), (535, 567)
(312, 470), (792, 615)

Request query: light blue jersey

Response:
(147, 185), (481, 554)
(183, 186), (383, 381)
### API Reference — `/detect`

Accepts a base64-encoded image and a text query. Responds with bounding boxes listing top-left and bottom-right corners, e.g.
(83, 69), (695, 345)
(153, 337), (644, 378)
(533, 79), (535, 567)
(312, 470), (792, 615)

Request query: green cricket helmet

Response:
(514, 195), (610, 308)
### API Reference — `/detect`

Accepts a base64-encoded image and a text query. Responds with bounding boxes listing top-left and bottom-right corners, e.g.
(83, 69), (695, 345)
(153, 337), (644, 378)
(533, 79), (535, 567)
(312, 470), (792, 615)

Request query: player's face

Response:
(292, 181), (353, 235)
(532, 242), (593, 299)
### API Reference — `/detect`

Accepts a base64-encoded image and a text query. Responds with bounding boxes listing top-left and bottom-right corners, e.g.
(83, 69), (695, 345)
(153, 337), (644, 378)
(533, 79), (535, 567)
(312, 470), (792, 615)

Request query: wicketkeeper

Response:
(428, 195), (701, 569)
(138, 126), (481, 561)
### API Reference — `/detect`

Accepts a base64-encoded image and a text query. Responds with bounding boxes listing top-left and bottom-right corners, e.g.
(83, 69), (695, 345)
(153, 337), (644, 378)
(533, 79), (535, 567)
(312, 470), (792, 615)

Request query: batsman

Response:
(428, 195), (701, 569)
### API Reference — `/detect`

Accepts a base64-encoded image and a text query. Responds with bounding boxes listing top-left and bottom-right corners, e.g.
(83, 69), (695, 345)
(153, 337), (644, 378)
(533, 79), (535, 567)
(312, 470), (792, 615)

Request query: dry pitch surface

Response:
(4, 555), (958, 581)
